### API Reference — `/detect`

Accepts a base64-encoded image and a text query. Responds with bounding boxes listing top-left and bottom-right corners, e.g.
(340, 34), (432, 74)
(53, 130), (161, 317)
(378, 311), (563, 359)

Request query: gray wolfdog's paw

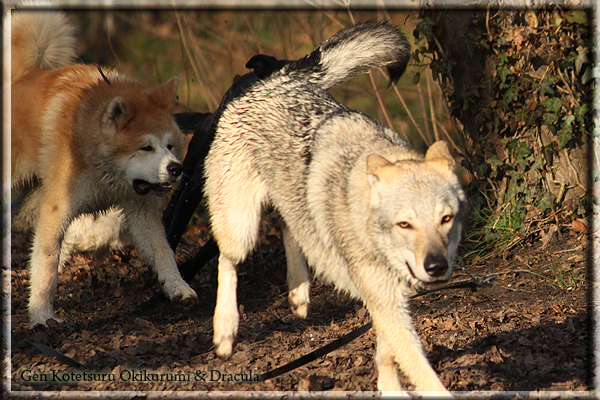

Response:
(288, 283), (310, 319)
(213, 335), (235, 359)
(162, 280), (198, 307)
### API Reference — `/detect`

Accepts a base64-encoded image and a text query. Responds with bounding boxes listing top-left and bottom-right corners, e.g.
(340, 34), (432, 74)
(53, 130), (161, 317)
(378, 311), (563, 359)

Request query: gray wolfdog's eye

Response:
(397, 221), (412, 229)
(140, 145), (154, 152)
(167, 144), (173, 150)
(441, 215), (453, 224)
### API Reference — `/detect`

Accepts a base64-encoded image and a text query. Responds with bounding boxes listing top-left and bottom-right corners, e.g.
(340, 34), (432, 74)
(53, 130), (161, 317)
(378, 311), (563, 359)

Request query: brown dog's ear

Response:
(103, 96), (135, 130)
(147, 77), (179, 109)
(425, 141), (456, 174)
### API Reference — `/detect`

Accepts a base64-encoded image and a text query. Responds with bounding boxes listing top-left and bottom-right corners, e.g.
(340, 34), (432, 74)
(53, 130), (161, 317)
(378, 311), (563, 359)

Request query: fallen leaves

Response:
(10, 230), (590, 392)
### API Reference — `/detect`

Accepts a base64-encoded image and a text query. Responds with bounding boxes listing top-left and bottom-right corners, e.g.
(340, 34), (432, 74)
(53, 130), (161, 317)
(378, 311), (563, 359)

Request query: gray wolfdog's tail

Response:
(10, 6), (77, 81)
(282, 21), (410, 90)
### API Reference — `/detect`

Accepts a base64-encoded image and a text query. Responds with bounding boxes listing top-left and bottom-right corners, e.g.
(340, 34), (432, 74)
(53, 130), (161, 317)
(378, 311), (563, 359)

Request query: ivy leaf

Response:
(564, 11), (588, 25)
(543, 98), (563, 114)
(504, 84), (520, 104)
(537, 192), (553, 214)
(558, 115), (575, 147)
(516, 142), (533, 158)
(543, 112), (559, 125)
(575, 103), (589, 127)
(498, 52), (509, 66)
(498, 67), (512, 84)
(487, 154), (504, 167)
(536, 79), (554, 96)
(575, 46), (589, 74)
(581, 65), (592, 84)
(563, 114), (575, 126)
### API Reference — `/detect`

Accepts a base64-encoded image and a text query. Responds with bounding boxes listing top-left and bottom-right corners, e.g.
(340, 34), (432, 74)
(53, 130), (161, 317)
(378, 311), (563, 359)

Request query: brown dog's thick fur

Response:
(11, 8), (197, 327)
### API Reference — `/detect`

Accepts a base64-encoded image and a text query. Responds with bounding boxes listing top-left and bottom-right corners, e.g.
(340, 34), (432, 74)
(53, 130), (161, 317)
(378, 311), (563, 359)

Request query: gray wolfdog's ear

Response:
(367, 154), (395, 183)
(104, 96), (135, 130)
(147, 77), (179, 109)
(367, 154), (392, 209)
(366, 154), (397, 208)
(425, 141), (456, 174)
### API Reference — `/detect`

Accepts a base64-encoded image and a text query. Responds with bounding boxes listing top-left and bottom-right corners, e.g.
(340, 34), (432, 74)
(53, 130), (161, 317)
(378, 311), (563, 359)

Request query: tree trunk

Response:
(414, 7), (591, 242)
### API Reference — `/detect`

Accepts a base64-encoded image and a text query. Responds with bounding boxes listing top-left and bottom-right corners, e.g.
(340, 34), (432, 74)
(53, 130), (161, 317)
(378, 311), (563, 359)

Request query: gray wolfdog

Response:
(204, 21), (467, 393)
(11, 9), (197, 327)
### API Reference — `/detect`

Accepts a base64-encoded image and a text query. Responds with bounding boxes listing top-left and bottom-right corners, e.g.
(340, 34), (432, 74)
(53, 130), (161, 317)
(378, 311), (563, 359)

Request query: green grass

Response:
(546, 260), (588, 289)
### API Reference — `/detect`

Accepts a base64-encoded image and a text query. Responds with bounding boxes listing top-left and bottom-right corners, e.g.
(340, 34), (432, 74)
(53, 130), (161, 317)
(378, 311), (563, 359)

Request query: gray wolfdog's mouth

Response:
(405, 261), (417, 280)
(405, 261), (450, 287)
(133, 179), (173, 195)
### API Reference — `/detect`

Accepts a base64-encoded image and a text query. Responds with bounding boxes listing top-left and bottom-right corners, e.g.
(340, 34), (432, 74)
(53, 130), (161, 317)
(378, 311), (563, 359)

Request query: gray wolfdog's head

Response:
(367, 141), (467, 287)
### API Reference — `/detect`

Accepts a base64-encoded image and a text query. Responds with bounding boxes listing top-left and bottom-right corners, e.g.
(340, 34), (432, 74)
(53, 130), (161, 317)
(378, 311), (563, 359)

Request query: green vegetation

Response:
(414, 8), (591, 267)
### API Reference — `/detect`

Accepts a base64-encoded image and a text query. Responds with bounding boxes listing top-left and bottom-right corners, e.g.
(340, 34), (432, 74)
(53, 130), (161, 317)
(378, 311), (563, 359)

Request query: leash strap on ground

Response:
(258, 275), (495, 382)
(257, 321), (373, 382)
(8, 276), (494, 376)
(11, 332), (85, 369)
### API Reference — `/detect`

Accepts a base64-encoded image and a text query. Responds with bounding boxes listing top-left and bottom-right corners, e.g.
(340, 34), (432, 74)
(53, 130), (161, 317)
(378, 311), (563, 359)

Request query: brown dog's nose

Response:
(167, 161), (183, 178)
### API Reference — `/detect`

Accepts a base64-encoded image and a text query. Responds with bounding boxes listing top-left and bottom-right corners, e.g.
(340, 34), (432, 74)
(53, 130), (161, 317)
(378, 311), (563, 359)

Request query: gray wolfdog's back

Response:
(210, 20), (411, 190)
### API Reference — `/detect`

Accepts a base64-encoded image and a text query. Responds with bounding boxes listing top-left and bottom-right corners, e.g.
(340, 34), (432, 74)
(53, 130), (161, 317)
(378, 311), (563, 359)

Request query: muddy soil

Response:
(8, 219), (590, 396)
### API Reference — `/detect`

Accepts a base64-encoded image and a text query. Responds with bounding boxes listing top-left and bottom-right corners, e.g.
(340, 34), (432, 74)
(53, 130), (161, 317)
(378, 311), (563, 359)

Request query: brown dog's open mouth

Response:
(133, 179), (173, 195)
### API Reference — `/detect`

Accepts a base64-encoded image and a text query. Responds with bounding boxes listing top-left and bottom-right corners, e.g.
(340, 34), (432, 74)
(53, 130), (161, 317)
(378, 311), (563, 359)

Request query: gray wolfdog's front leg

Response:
(353, 265), (451, 395)
(122, 201), (197, 305)
(371, 307), (450, 395)
(375, 334), (406, 392)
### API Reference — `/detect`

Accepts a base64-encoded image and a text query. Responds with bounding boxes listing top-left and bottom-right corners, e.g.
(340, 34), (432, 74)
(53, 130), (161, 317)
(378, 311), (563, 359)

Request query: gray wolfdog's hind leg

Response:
(211, 191), (264, 358)
(213, 253), (239, 358)
(206, 157), (267, 358)
(282, 222), (310, 319)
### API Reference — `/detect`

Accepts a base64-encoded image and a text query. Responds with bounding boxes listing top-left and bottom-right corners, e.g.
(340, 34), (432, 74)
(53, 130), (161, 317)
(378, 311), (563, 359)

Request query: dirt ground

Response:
(8, 216), (591, 397)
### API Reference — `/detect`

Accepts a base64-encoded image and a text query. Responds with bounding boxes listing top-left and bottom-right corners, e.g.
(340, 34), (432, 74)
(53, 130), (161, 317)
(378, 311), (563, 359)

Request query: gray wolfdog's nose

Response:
(167, 161), (183, 178)
(424, 254), (449, 278)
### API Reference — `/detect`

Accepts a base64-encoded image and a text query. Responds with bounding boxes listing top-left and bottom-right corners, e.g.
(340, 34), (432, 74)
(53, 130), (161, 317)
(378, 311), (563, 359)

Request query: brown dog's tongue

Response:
(133, 179), (152, 195)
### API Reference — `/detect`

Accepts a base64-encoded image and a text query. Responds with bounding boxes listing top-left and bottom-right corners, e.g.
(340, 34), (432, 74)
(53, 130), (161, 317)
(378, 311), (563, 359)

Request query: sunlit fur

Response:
(10, 8), (197, 327)
(204, 22), (466, 394)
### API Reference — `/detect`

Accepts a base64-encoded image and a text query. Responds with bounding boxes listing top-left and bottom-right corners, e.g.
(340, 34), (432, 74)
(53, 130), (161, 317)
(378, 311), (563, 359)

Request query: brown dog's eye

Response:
(441, 215), (453, 224)
(140, 145), (153, 152)
(397, 221), (412, 229)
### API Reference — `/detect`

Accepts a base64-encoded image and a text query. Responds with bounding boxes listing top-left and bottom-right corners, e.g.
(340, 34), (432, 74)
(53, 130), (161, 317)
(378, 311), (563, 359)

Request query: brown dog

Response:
(11, 8), (197, 327)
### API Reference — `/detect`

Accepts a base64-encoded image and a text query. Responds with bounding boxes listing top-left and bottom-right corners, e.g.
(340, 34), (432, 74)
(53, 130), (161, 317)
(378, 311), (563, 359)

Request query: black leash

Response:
(9, 273), (494, 377)
(257, 274), (495, 382)
(7, 322), (85, 370)
(97, 64), (111, 84)
(258, 321), (373, 382)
